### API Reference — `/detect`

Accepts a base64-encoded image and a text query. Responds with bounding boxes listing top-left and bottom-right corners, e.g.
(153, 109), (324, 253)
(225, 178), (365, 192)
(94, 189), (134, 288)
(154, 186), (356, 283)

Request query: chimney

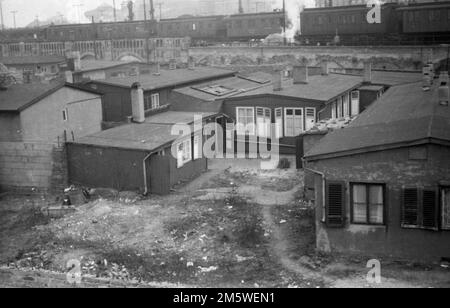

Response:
(169, 59), (177, 70)
(438, 72), (449, 106)
(188, 56), (195, 70)
(363, 62), (372, 83)
(72, 51), (81, 71)
(321, 62), (329, 75)
(131, 82), (145, 123)
(153, 62), (160, 76)
(423, 72), (432, 91)
(273, 71), (282, 91)
(65, 71), (73, 84)
(293, 66), (308, 84)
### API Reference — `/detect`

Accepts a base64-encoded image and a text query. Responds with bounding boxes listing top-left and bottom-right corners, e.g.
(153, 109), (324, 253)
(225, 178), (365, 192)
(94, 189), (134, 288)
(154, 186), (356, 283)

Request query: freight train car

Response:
(397, 1), (450, 44)
(299, 4), (400, 45)
(225, 11), (285, 41)
(158, 15), (227, 44)
(45, 20), (158, 41)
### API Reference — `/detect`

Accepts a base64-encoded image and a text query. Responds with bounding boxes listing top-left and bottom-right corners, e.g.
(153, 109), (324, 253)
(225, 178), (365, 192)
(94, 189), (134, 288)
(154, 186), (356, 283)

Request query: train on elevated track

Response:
(0, 2), (449, 46)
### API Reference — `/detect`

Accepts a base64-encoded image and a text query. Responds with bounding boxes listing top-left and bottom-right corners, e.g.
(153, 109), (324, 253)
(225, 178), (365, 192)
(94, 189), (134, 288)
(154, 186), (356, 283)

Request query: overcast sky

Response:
(0, 0), (313, 28)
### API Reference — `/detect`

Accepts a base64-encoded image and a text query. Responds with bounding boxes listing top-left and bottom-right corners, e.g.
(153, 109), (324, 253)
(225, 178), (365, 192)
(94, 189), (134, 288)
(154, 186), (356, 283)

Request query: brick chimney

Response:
(321, 62), (329, 75)
(131, 82), (145, 123)
(363, 62), (372, 83)
(293, 66), (308, 84)
(273, 71), (282, 91)
(153, 62), (160, 76)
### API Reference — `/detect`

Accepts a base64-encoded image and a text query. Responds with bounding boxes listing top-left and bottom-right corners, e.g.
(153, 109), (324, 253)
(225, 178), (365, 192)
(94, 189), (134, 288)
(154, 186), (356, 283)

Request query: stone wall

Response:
(0, 142), (67, 193)
(189, 45), (450, 71)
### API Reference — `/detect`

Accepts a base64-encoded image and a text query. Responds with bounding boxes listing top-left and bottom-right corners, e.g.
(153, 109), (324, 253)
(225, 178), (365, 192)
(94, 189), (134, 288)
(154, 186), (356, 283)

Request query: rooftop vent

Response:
(169, 59), (177, 70)
(188, 57), (195, 70)
(293, 66), (308, 84)
(131, 82), (145, 123)
(273, 71), (282, 92)
(423, 72), (432, 92)
(363, 62), (372, 83)
(153, 62), (160, 76)
(438, 76), (449, 107)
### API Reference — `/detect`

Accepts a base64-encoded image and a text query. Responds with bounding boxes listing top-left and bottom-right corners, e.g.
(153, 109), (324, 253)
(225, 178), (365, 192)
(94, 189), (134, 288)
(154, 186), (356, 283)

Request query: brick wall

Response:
(0, 142), (68, 193)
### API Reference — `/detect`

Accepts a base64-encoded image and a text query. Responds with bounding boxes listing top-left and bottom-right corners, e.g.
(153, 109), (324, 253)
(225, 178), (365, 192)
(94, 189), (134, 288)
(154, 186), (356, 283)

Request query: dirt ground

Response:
(0, 159), (449, 288)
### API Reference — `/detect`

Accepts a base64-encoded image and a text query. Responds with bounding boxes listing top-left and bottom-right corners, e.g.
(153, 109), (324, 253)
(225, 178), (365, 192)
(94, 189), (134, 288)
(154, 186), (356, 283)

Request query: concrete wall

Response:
(306, 144), (450, 261)
(0, 113), (22, 142)
(0, 142), (67, 192)
(189, 45), (450, 71)
(67, 144), (148, 192)
(20, 87), (103, 143)
(67, 142), (208, 194)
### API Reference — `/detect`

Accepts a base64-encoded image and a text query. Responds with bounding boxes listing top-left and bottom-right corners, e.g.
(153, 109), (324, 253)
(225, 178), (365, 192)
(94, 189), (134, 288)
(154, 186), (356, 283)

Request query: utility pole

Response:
(113, 0), (117, 22)
(11, 10), (17, 29)
(73, 3), (84, 24)
(0, 0), (5, 31)
(150, 0), (155, 21)
(156, 2), (163, 20)
(283, 0), (287, 46)
(238, 0), (244, 13)
(143, 0), (147, 21)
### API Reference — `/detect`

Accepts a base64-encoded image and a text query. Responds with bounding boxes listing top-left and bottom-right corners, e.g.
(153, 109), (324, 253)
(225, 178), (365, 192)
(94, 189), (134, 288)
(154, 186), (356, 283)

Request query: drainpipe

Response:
(303, 159), (326, 223)
(142, 150), (158, 195)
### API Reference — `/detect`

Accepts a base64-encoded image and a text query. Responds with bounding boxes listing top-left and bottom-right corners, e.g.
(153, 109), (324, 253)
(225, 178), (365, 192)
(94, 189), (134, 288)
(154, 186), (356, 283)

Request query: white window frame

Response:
(236, 107), (255, 136)
(284, 108), (303, 137)
(275, 108), (283, 139)
(351, 90), (360, 116)
(193, 135), (201, 160)
(176, 138), (192, 168)
(151, 93), (160, 109)
(305, 107), (316, 131)
(343, 94), (350, 117)
(256, 107), (272, 138)
(331, 101), (337, 119)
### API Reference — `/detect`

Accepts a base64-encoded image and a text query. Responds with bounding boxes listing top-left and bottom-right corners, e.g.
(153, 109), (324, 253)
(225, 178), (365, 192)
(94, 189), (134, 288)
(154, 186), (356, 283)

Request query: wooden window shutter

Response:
(402, 187), (419, 228)
(326, 181), (345, 228)
(422, 188), (439, 230)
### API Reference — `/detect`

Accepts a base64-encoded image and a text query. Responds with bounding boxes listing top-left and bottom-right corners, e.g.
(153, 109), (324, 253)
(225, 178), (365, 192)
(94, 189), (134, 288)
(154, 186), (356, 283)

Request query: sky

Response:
(0, 0), (314, 28)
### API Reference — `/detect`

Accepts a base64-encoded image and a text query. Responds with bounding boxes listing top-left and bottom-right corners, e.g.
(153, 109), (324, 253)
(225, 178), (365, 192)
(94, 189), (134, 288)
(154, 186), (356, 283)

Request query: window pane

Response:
(353, 203), (367, 223)
(443, 188), (450, 229)
(370, 204), (384, 224)
(353, 185), (367, 223)
(369, 186), (383, 204)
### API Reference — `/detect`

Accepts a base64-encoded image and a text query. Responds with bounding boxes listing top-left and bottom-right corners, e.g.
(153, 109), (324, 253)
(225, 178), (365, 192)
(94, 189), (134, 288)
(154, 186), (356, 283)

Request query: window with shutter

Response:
(402, 187), (439, 230)
(402, 188), (419, 227)
(326, 181), (345, 228)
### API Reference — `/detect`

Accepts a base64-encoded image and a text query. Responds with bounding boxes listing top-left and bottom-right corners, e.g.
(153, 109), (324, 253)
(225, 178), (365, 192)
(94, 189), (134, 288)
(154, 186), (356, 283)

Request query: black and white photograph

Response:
(0, 0), (449, 292)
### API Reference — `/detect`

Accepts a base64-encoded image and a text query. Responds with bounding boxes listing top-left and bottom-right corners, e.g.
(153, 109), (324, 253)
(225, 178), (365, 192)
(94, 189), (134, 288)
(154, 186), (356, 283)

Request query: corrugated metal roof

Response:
(305, 82), (450, 160)
(90, 67), (236, 91)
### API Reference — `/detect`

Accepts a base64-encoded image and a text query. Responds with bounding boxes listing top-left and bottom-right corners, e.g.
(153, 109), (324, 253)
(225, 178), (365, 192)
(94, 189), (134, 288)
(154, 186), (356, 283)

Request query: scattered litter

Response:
(279, 220), (287, 224)
(187, 262), (194, 267)
(236, 255), (254, 263)
(198, 266), (218, 273)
